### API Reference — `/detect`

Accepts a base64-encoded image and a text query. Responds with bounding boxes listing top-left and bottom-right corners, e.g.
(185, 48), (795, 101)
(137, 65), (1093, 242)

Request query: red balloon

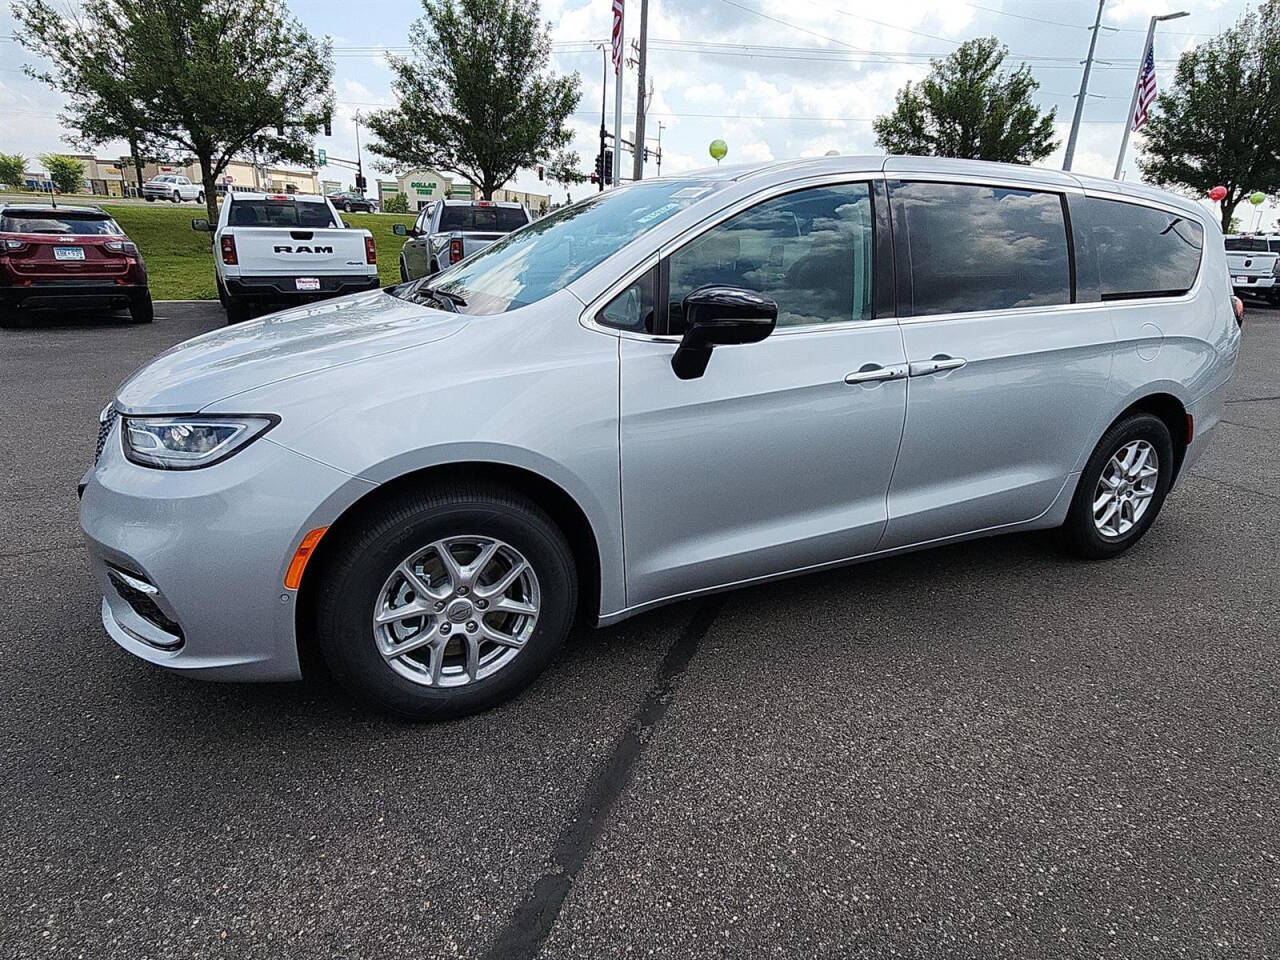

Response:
(1209, 185), (1227, 202)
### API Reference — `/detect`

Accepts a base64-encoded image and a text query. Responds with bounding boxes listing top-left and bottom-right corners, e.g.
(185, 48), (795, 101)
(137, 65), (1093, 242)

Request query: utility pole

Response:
(631, 0), (649, 182)
(1063, 0), (1106, 172)
(1113, 11), (1188, 179)
(613, 1), (625, 188)
(595, 42), (608, 192)
(353, 112), (366, 197)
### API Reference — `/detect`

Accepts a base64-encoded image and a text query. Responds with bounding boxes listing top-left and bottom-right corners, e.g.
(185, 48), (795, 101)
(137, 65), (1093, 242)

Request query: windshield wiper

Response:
(426, 286), (467, 308)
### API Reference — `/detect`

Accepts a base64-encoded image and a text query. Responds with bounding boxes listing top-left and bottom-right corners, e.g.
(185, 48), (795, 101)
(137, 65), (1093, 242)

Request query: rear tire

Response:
(224, 297), (252, 325)
(172, 192), (181, 203)
(196, 192), (205, 205)
(127, 291), (154, 324)
(145, 196), (155, 202)
(1062, 412), (1174, 560)
(311, 483), (577, 720)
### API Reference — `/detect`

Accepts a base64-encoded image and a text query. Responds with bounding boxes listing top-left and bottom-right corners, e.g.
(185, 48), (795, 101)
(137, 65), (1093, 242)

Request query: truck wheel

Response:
(127, 291), (154, 324)
(224, 298), (252, 325)
(145, 196), (155, 202)
(172, 191), (181, 203)
(196, 192), (205, 205)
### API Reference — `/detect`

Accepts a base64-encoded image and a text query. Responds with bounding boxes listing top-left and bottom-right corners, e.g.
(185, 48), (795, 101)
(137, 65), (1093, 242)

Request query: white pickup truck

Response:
(194, 192), (380, 324)
(142, 174), (203, 204)
(393, 199), (531, 281)
(1225, 233), (1280, 305)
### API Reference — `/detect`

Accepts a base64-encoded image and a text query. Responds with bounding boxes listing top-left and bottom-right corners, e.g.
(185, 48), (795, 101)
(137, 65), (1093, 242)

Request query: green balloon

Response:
(1249, 191), (1266, 205)
(709, 139), (728, 161)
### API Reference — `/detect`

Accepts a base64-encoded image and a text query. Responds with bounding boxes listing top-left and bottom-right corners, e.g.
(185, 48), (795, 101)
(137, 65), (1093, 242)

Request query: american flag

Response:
(611, 0), (624, 75)
(1131, 39), (1158, 131)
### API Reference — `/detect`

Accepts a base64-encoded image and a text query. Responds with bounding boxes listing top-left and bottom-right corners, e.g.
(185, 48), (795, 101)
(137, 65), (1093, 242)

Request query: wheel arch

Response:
(294, 460), (604, 676)
(1105, 391), (1190, 482)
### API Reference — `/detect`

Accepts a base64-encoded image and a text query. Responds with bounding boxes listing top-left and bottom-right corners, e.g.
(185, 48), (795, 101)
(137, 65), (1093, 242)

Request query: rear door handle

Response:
(908, 354), (967, 377)
(844, 363), (908, 384)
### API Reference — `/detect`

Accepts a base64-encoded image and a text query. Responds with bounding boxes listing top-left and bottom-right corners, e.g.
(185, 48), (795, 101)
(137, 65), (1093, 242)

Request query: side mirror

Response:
(671, 285), (778, 380)
(191, 218), (212, 232)
(393, 223), (408, 236)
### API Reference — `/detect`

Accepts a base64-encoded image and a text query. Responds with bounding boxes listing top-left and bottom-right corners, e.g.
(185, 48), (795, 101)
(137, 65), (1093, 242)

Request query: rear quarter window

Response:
(1076, 196), (1203, 300)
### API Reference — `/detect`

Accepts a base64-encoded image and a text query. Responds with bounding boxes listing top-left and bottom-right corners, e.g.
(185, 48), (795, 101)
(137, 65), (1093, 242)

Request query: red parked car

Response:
(0, 204), (152, 327)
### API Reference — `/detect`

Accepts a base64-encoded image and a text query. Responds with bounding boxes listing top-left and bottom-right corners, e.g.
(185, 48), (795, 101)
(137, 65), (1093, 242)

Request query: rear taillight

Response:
(104, 240), (138, 255)
(220, 234), (238, 265)
(449, 237), (463, 263)
(1232, 295), (1245, 324)
(364, 235), (376, 265)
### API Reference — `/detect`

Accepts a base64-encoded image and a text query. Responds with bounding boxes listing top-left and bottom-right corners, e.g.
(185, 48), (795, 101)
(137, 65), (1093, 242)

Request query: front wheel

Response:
(311, 484), (577, 720)
(1062, 413), (1174, 559)
(343, 201), (353, 213)
(172, 192), (181, 203)
(145, 195), (155, 202)
(196, 192), (204, 205)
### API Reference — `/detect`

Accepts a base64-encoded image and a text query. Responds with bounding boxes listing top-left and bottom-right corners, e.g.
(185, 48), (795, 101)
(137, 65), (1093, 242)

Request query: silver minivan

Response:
(80, 156), (1241, 719)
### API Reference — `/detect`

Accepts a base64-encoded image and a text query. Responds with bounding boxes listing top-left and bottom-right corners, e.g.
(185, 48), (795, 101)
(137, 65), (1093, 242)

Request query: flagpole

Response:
(1114, 11), (1188, 180)
(612, 0), (625, 188)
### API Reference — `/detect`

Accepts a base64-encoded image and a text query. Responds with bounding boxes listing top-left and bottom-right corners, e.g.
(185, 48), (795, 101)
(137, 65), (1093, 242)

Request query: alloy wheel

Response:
(1093, 439), (1160, 539)
(372, 536), (540, 688)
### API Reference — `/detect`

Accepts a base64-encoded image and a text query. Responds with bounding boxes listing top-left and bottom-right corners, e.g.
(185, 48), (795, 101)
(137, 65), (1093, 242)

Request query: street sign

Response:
(317, 148), (327, 166)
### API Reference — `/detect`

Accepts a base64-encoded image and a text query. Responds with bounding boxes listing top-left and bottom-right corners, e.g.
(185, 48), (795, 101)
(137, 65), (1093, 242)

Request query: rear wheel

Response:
(1062, 413), (1174, 559)
(196, 191), (205, 205)
(127, 291), (154, 324)
(172, 191), (181, 203)
(145, 195), (155, 202)
(224, 297), (252, 325)
(312, 484), (577, 720)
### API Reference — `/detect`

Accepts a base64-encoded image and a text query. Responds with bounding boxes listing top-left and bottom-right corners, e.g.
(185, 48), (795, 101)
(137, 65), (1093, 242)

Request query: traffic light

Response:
(604, 149), (614, 185)
(355, 173), (367, 192)
(323, 115), (332, 137)
(593, 152), (604, 183)
(536, 164), (545, 181)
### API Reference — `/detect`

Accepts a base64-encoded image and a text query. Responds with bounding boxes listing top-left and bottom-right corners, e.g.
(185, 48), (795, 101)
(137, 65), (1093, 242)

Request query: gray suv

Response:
(80, 156), (1241, 719)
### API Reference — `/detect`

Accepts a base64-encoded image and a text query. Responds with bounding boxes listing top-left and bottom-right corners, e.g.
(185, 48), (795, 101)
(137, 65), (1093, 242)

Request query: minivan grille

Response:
(95, 407), (119, 463)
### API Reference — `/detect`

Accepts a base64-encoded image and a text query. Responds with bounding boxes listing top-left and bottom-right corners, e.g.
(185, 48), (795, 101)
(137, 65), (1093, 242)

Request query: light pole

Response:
(1063, 0), (1107, 172)
(613, 3), (626, 188)
(595, 42), (608, 192)
(656, 121), (665, 176)
(1113, 11), (1189, 180)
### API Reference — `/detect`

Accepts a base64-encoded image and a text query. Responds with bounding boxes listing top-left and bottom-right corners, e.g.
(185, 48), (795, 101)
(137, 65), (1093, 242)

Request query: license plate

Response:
(1233, 276), (1251, 283)
(54, 246), (85, 261)
(295, 277), (320, 291)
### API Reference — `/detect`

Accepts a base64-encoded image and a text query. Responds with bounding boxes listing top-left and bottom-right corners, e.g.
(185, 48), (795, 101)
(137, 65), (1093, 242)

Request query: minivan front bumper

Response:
(80, 418), (375, 681)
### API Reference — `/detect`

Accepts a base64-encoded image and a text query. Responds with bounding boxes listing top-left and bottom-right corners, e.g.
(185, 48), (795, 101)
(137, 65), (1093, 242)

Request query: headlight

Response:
(121, 415), (278, 469)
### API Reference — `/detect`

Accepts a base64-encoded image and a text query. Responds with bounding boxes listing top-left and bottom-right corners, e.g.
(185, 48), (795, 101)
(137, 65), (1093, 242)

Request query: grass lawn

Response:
(98, 203), (418, 301)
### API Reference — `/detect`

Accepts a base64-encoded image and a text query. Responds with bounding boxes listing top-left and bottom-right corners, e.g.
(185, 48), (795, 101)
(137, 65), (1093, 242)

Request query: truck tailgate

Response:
(229, 228), (371, 276)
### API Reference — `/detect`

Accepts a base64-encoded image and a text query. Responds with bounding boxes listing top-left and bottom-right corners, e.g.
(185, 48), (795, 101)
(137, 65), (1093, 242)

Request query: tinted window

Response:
(597, 266), (657, 333)
(1225, 237), (1269, 252)
(1078, 197), (1203, 300)
(668, 182), (875, 331)
(226, 199), (336, 228)
(416, 179), (723, 314)
(439, 205), (530, 232)
(891, 181), (1071, 316)
(0, 213), (121, 235)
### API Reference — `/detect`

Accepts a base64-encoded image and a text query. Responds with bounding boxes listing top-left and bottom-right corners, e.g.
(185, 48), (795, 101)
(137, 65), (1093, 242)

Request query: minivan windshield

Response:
(394, 179), (722, 314)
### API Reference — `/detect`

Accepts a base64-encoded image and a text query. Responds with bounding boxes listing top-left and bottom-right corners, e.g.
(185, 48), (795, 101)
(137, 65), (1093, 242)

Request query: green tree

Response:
(383, 192), (410, 214)
(0, 152), (26, 188)
(873, 37), (1057, 164)
(39, 153), (85, 194)
(14, 0), (334, 222)
(365, 0), (581, 199)
(546, 148), (587, 186)
(1139, 0), (1280, 233)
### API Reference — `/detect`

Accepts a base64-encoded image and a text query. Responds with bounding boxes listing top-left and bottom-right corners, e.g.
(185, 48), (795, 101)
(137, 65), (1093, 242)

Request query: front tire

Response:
(145, 195), (155, 202)
(1062, 413), (1174, 559)
(172, 191), (181, 204)
(344, 201), (353, 213)
(196, 191), (205, 205)
(312, 484), (577, 720)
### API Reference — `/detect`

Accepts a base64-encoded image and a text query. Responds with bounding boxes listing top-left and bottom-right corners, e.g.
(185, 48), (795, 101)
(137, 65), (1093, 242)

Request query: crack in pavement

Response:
(1188, 472), (1280, 503)
(482, 599), (722, 960)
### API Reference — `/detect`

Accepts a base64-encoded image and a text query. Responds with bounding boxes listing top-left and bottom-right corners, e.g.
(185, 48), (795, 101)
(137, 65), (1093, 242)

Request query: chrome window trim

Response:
(578, 173), (890, 342)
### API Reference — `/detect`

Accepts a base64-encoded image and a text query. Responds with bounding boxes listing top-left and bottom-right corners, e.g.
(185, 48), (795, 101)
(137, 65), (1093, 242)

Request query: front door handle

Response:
(844, 363), (908, 384)
(908, 354), (967, 377)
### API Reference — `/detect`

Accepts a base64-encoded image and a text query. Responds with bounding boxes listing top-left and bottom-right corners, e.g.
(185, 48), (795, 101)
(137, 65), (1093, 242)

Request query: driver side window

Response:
(667, 182), (875, 332)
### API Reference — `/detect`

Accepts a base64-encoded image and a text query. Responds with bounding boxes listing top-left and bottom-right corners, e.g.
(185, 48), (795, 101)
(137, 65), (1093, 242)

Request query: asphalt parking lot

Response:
(2, 300), (1278, 959)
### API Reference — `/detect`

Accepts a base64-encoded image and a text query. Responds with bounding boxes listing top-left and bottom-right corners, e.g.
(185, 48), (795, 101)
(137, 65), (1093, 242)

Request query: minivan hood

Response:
(115, 289), (467, 414)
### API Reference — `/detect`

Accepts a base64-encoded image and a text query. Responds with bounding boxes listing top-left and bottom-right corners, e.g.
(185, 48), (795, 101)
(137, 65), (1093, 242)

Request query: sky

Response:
(0, 0), (1274, 229)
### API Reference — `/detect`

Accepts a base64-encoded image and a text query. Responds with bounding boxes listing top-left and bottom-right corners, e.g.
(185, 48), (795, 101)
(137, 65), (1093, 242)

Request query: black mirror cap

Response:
(672, 285), (778, 380)
(392, 223), (408, 236)
(190, 218), (211, 232)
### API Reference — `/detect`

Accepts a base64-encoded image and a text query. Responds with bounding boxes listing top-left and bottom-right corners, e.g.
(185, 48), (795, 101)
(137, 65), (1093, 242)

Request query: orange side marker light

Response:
(285, 527), (328, 590)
